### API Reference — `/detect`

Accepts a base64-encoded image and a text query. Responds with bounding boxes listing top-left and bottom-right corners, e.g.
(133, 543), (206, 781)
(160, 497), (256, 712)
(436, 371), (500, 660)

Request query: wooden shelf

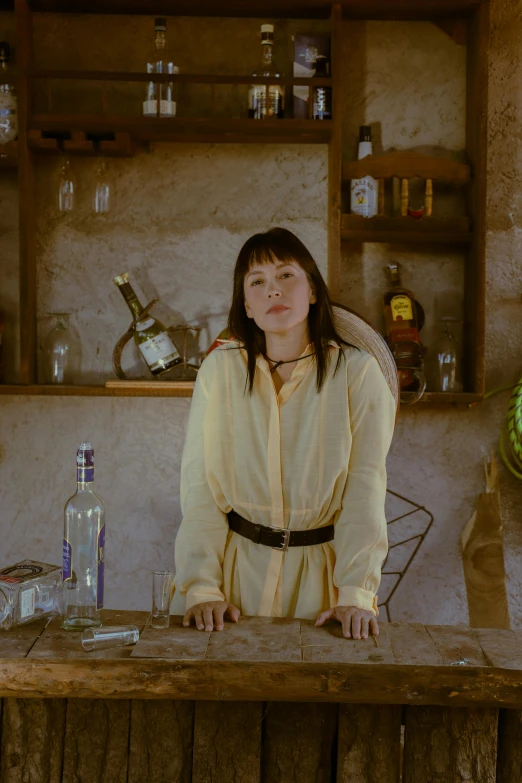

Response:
(21, 0), (484, 19)
(0, 383), (195, 397)
(341, 215), (472, 244)
(28, 116), (332, 145)
(343, 153), (470, 184)
(418, 392), (483, 405)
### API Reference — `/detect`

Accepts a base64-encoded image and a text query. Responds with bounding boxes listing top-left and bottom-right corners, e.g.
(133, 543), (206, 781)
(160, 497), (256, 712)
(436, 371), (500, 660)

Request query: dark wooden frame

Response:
(1, 0), (488, 404)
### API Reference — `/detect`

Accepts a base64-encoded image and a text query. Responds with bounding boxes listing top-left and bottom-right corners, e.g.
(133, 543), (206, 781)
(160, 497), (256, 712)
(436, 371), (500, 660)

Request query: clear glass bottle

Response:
(113, 272), (182, 375)
(0, 41), (17, 144)
(350, 125), (377, 217)
(92, 160), (110, 214)
(61, 443), (105, 630)
(431, 321), (463, 393)
(249, 24), (284, 120)
(143, 17), (178, 118)
(43, 312), (81, 384)
(0, 560), (61, 631)
(57, 159), (76, 212)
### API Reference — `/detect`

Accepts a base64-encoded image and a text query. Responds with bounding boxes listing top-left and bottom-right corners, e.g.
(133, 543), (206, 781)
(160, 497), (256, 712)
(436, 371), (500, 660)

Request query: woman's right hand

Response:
(183, 600), (240, 632)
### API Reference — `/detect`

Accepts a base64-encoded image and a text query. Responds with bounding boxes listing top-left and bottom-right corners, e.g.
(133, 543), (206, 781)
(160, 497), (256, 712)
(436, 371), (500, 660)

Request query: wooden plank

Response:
(33, 70), (333, 87)
(207, 616), (301, 662)
(327, 4), (342, 298)
(131, 615), (212, 661)
(341, 214), (470, 233)
(16, 0), (37, 384)
(62, 699), (130, 783)
(0, 618), (48, 658)
(337, 704), (402, 782)
(29, 609), (149, 659)
(192, 701), (262, 783)
(63, 130), (96, 155)
(464, 2), (488, 397)
(424, 624), (489, 666)
(497, 709), (522, 783)
(402, 705), (498, 783)
(0, 383), (194, 396)
(341, 229), (473, 245)
(300, 618), (394, 664)
(343, 153), (470, 183)
(386, 623), (443, 666)
(263, 702), (337, 783)
(128, 700), (194, 783)
(475, 628), (522, 670)
(0, 697), (65, 782)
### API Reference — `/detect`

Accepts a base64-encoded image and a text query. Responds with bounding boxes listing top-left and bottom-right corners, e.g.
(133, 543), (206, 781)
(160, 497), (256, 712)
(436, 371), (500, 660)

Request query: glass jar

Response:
(43, 313), (81, 384)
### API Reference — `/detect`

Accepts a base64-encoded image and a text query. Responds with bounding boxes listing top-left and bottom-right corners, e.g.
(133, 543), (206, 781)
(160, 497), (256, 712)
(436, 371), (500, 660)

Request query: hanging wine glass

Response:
(43, 313), (81, 384)
(432, 321), (463, 393)
(92, 160), (110, 214)
(57, 159), (76, 212)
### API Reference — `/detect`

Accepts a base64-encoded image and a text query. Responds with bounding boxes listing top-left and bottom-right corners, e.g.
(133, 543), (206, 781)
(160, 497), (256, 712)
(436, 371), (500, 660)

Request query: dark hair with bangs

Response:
(226, 227), (355, 395)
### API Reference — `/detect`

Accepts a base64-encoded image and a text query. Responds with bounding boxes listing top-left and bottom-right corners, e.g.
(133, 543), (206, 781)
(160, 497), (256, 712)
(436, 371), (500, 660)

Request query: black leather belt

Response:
(227, 509), (334, 552)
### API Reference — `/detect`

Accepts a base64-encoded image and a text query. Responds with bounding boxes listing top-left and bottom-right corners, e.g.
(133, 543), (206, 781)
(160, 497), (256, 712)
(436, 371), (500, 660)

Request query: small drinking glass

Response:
(432, 321), (463, 393)
(92, 160), (111, 214)
(43, 312), (82, 384)
(58, 159), (76, 212)
(81, 624), (140, 652)
(152, 570), (173, 629)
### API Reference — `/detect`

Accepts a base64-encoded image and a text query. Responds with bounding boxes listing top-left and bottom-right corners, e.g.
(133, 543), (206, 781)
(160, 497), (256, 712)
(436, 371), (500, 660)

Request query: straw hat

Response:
(332, 303), (400, 413)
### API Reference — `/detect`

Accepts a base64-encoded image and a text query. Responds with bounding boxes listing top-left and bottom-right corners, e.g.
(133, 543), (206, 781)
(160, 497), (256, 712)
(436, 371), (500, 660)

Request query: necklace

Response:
(263, 351), (315, 374)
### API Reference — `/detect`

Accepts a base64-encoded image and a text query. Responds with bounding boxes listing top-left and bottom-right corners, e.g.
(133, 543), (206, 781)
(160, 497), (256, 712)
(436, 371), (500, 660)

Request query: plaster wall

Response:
(1, 4), (521, 623)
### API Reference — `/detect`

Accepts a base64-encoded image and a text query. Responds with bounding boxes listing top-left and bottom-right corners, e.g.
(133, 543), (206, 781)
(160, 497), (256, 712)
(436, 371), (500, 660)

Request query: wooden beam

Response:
(327, 4), (342, 298)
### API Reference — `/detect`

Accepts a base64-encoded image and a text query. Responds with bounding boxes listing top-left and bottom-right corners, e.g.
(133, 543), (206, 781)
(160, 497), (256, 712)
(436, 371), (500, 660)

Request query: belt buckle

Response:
(270, 525), (290, 552)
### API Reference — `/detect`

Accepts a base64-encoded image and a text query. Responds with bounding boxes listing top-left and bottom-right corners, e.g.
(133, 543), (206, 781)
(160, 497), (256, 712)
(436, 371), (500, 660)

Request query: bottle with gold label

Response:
(113, 273), (182, 376)
(383, 262), (425, 393)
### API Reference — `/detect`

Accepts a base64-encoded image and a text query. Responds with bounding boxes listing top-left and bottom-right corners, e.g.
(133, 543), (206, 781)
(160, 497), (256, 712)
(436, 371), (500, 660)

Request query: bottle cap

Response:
(155, 17), (167, 31)
(0, 42), (10, 62)
(113, 273), (129, 285)
(359, 125), (372, 142)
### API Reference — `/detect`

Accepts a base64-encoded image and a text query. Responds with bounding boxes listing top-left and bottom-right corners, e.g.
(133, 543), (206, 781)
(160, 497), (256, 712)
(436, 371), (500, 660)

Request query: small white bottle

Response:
(350, 125), (377, 218)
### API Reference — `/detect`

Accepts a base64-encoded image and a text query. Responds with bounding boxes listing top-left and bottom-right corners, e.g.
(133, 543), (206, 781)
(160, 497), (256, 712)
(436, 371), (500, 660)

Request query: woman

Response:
(170, 227), (396, 640)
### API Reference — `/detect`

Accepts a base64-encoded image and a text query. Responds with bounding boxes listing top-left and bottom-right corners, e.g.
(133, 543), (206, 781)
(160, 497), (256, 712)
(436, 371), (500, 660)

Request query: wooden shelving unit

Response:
(0, 383), (195, 397)
(0, 0), (488, 405)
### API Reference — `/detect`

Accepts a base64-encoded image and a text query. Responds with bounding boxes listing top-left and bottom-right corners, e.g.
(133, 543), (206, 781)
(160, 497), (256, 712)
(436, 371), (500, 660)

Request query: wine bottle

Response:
(113, 273), (182, 375)
(61, 443), (105, 630)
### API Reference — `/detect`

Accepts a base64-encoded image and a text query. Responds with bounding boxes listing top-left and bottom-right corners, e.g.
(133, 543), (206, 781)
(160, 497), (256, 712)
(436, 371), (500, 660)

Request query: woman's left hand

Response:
(315, 606), (378, 640)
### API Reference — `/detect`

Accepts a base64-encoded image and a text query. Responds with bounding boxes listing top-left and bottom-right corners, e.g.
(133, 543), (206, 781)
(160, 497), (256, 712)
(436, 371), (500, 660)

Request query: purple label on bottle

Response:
(62, 539), (72, 581)
(77, 447), (94, 483)
(97, 525), (105, 610)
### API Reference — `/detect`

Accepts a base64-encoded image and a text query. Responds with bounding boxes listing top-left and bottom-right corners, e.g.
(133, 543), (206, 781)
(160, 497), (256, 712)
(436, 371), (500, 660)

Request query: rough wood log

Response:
(128, 699), (194, 783)
(402, 706), (498, 783)
(62, 699), (130, 783)
(0, 698), (65, 783)
(496, 709), (522, 783)
(192, 701), (262, 783)
(337, 704), (401, 782)
(262, 702), (338, 783)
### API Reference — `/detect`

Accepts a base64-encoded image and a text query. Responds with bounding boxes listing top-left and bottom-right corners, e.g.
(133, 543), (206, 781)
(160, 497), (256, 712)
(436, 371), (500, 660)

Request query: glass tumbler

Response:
(43, 312), (81, 384)
(152, 570), (173, 629)
(81, 624), (140, 652)
(432, 321), (463, 393)
(58, 159), (76, 212)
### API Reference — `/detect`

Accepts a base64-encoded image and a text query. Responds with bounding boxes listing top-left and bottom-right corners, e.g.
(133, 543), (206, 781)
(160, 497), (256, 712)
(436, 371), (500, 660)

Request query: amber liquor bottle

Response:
(383, 262), (425, 391)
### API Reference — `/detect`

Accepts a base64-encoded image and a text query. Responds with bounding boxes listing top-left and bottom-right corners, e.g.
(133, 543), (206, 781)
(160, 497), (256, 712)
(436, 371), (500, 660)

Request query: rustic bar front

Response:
(1, 612), (521, 782)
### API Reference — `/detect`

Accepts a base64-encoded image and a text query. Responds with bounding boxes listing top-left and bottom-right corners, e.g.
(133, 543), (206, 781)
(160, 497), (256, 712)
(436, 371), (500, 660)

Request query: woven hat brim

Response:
(332, 304), (400, 412)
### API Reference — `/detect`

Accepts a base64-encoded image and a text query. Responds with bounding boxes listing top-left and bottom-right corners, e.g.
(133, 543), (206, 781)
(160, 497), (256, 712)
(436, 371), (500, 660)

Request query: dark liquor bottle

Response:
(113, 273), (182, 376)
(313, 55), (331, 120)
(248, 24), (284, 119)
(383, 262), (425, 392)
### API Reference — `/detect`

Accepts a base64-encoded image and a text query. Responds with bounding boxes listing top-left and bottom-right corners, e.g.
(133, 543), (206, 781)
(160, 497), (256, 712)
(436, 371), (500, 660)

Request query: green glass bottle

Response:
(113, 273), (182, 375)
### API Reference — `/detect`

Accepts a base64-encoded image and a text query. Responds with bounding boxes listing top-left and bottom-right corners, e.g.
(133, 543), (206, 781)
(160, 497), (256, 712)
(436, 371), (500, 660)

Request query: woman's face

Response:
(243, 257), (316, 336)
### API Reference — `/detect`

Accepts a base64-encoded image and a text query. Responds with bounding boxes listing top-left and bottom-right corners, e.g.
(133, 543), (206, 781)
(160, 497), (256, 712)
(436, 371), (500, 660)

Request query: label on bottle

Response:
(77, 447), (94, 483)
(391, 294), (413, 321)
(0, 562), (44, 583)
(62, 539), (72, 582)
(135, 318), (155, 331)
(350, 177), (377, 217)
(142, 99), (176, 117)
(248, 85), (284, 118)
(139, 331), (180, 369)
(20, 588), (35, 619)
(97, 525), (105, 610)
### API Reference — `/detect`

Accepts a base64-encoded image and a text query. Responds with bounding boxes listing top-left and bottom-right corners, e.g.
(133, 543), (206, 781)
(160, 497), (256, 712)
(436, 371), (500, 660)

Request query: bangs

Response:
(240, 230), (312, 276)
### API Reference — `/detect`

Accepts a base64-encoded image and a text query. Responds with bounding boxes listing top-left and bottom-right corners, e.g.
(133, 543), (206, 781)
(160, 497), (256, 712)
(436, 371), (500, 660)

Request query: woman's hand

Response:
(183, 600), (240, 632)
(315, 606), (378, 640)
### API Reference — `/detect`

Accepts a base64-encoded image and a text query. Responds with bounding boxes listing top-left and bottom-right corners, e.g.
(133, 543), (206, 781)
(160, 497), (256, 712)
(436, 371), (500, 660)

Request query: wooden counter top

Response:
(1, 610), (522, 708)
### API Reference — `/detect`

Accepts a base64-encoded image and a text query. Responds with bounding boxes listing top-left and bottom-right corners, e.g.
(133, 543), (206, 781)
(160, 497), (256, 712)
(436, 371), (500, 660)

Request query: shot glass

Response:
(152, 570), (173, 629)
(81, 624), (140, 652)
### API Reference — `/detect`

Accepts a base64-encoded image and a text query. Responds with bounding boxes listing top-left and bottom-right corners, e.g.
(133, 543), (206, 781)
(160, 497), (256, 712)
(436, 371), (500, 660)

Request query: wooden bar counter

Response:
(1, 610), (522, 782)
